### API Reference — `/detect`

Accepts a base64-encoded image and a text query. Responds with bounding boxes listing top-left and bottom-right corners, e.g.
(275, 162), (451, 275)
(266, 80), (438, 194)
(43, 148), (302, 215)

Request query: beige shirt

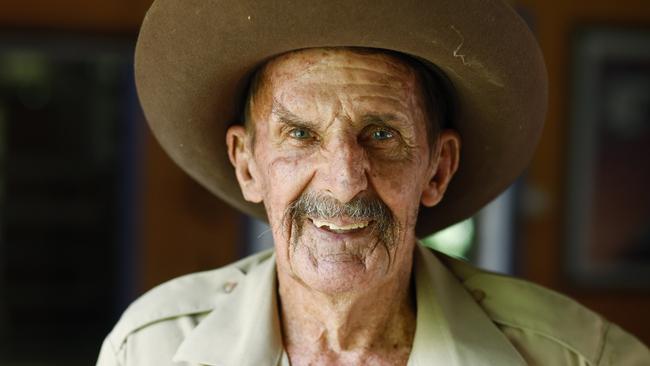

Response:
(97, 244), (649, 366)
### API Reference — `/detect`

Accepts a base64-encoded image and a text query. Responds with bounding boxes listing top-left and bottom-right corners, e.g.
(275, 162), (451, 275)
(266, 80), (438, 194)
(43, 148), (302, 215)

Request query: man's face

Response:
(229, 48), (456, 294)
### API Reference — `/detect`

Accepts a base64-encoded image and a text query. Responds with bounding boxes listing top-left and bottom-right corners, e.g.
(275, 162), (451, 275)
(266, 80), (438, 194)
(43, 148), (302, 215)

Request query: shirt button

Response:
(223, 281), (238, 293)
(471, 289), (486, 303)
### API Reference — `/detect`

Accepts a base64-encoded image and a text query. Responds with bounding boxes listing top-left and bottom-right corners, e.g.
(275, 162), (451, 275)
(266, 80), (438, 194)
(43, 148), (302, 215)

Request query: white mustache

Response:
(288, 192), (392, 221)
(284, 192), (398, 249)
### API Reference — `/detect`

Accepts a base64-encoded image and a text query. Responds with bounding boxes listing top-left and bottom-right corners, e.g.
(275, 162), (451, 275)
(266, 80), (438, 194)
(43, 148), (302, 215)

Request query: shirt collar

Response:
(409, 244), (526, 366)
(173, 251), (284, 366)
(173, 245), (526, 366)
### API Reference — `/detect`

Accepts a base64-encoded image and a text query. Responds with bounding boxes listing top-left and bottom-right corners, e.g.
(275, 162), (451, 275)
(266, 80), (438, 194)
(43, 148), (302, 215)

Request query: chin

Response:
(288, 242), (391, 295)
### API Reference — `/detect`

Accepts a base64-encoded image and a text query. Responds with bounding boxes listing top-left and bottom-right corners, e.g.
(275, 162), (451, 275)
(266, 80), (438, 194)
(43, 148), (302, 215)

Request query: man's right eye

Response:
(289, 128), (312, 140)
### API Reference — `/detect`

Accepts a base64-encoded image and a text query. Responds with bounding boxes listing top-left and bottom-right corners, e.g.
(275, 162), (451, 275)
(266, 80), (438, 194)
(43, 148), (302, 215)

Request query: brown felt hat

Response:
(135, 0), (547, 237)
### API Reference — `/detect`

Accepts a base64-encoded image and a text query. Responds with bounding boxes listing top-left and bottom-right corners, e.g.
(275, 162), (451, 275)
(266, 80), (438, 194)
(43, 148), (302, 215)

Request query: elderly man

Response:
(98, 0), (648, 365)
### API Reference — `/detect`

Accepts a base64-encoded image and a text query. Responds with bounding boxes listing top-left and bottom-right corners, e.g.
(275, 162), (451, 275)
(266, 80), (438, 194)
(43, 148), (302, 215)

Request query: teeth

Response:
(312, 219), (369, 231)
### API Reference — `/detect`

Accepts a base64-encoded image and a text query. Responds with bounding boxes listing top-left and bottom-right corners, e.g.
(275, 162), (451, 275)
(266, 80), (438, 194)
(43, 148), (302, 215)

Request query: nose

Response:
(318, 137), (369, 203)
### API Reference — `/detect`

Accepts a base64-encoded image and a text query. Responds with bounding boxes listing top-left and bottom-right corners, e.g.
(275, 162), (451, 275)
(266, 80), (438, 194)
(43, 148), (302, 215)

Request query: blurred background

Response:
(0, 0), (648, 365)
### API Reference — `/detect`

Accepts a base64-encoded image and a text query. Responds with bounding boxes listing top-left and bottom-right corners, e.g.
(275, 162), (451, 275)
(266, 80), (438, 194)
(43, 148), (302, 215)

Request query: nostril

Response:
(319, 143), (369, 203)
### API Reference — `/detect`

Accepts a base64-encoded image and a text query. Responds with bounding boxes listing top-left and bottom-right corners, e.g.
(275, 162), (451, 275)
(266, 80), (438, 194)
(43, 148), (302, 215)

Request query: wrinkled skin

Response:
(227, 48), (460, 364)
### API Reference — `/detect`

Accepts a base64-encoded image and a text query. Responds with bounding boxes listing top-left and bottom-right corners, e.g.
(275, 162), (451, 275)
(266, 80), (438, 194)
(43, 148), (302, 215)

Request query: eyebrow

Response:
(271, 100), (319, 129)
(271, 99), (405, 130)
(361, 113), (400, 126)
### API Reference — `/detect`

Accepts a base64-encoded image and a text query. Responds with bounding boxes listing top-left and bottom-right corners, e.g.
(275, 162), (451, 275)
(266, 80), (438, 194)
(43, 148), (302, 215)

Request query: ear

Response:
(226, 125), (263, 203)
(421, 129), (461, 207)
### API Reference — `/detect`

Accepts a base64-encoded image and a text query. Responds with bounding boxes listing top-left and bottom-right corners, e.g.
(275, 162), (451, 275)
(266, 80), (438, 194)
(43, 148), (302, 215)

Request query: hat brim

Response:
(135, 0), (547, 237)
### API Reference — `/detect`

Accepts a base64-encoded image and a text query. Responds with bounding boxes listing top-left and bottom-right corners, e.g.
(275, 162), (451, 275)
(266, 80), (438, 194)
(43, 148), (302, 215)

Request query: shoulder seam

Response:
(105, 250), (275, 354)
(594, 320), (611, 366)
(108, 336), (118, 362)
(464, 272), (607, 363)
(105, 334), (123, 366)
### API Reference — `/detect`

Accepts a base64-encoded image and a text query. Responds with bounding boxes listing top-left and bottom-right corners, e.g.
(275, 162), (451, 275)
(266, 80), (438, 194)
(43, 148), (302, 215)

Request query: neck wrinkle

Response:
(277, 254), (416, 358)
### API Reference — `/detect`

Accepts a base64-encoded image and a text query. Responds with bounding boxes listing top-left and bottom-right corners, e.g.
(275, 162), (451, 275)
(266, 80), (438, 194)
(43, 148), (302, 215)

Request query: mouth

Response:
(309, 218), (371, 234)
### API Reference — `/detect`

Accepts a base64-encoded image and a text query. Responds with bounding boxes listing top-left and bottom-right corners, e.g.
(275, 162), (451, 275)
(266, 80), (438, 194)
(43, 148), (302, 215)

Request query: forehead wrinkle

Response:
(266, 48), (418, 89)
(293, 81), (409, 88)
(297, 73), (414, 92)
(292, 82), (411, 107)
(350, 95), (413, 118)
(304, 64), (411, 81)
(350, 94), (411, 106)
(305, 50), (415, 72)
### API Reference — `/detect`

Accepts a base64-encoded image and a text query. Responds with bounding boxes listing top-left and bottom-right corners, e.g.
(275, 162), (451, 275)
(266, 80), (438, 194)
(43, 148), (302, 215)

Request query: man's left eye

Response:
(371, 129), (394, 140)
(289, 128), (312, 140)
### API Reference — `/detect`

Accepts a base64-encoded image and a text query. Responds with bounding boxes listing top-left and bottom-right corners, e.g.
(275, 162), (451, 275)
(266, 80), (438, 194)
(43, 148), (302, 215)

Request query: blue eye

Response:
(289, 128), (311, 140)
(372, 129), (394, 140)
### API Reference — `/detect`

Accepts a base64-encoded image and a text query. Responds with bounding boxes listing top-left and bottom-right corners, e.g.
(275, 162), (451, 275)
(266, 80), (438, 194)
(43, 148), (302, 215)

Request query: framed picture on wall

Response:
(566, 27), (650, 288)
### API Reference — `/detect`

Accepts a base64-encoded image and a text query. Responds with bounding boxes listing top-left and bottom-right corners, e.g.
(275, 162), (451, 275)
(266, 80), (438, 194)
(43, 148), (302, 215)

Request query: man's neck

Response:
(277, 255), (416, 365)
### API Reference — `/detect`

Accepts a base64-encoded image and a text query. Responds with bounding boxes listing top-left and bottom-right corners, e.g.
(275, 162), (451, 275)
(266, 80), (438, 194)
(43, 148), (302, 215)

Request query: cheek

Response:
(368, 153), (429, 223)
(261, 152), (317, 220)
